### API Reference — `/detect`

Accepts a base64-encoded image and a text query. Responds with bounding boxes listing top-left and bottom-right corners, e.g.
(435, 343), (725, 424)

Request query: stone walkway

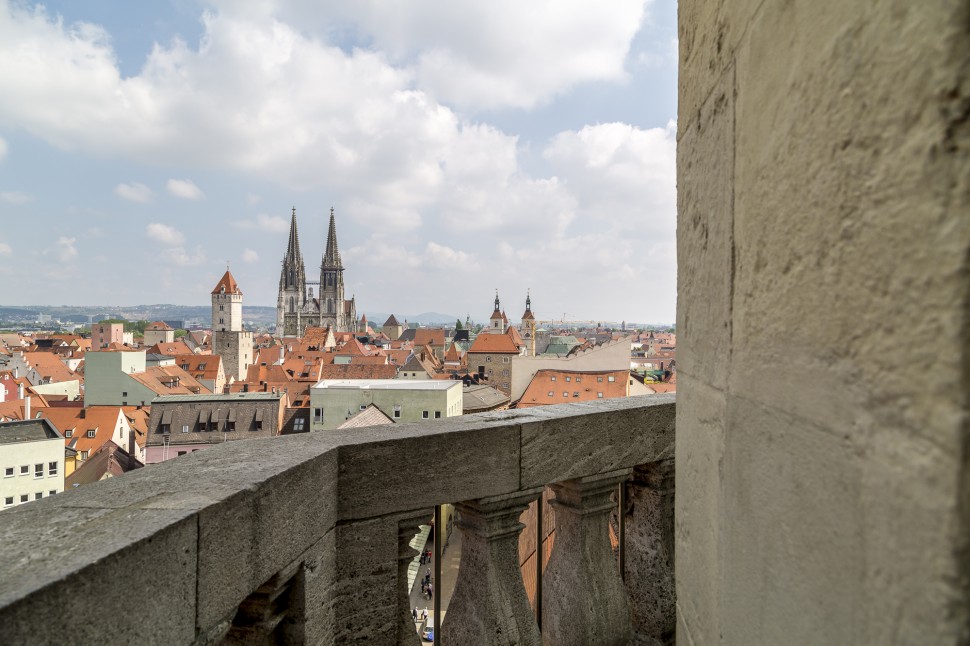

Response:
(408, 521), (463, 641)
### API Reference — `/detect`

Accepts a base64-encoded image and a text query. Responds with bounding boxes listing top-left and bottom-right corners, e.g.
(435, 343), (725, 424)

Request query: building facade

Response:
(0, 419), (64, 510)
(277, 207), (357, 337)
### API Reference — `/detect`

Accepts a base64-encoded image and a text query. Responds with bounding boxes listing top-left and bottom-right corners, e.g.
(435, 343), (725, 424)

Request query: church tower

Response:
(489, 290), (504, 333)
(212, 268), (253, 383)
(521, 290), (537, 356)
(277, 207), (307, 337)
(318, 208), (356, 332)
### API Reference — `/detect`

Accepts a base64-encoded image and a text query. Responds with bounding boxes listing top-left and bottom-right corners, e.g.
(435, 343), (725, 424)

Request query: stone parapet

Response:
(0, 394), (674, 644)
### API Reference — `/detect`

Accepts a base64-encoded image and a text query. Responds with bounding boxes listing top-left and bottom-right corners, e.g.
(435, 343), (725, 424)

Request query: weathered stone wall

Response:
(676, 1), (970, 644)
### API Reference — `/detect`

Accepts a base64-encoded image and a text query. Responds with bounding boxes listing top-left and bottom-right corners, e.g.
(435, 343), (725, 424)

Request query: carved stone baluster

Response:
(620, 459), (675, 646)
(441, 489), (543, 646)
(543, 469), (634, 646)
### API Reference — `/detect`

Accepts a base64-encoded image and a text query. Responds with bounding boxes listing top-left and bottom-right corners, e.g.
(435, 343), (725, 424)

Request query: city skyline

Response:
(0, 1), (678, 323)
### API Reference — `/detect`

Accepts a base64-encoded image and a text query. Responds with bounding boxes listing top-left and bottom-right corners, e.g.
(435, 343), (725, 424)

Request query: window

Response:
(160, 424), (171, 434)
(503, 383), (509, 390)
(49, 490), (56, 496)
(486, 356), (492, 362)
(563, 392), (569, 397)
(219, 305), (224, 311)
(422, 411), (429, 419)
(34, 464), (43, 478)
(393, 406), (402, 419)
(565, 376), (571, 382)
(65, 430), (73, 438)
(573, 392), (580, 398)
(177, 451), (188, 456)
(502, 357), (510, 363)
(313, 408), (324, 423)
(80, 451), (88, 460)
(48, 461), (57, 476)
(3, 467), (12, 477)
(550, 376), (556, 382)
(434, 411), (441, 419)
(502, 369), (509, 376)
(360, 405), (367, 411)
(35, 492), (43, 500)
(20, 465), (28, 475)
(4, 496), (12, 506)
(122, 391), (128, 397)
(86, 430), (96, 438)
(292, 418), (305, 432)
(20, 494), (28, 503)
(182, 425), (190, 433)
(597, 392), (604, 398)
(608, 375), (616, 382)
(576, 377), (582, 383)
(597, 377), (604, 383)
(548, 391), (554, 397)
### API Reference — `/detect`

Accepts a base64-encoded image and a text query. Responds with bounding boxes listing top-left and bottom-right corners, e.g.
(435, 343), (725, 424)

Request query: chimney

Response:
(13, 366), (18, 379)
(80, 408), (86, 419)
(24, 395), (30, 420)
(17, 383), (24, 400)
(279, 346), (285, 365)
(128, 429), (136, 463)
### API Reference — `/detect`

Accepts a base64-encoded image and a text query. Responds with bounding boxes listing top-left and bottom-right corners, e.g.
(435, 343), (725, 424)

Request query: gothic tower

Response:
(212, 268), (253, 383)
(318, 208), (356, 332)
(277, 207), (307, 337)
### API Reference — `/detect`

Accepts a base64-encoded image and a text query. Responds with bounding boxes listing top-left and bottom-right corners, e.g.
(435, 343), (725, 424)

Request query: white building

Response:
(309, 380), (462, 431)
(0, 419), (65, 510)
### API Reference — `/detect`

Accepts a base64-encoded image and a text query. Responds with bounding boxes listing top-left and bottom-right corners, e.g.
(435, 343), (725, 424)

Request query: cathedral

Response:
(276, 207), (357, 337)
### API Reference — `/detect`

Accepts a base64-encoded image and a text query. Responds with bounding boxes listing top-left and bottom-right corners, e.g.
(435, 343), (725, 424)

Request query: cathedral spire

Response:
(285, 207), (302, 264)
(322, 207), (342, 269)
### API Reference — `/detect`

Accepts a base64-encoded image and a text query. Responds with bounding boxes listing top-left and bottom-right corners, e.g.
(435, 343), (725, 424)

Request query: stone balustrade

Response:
(0, 394), (674, 645)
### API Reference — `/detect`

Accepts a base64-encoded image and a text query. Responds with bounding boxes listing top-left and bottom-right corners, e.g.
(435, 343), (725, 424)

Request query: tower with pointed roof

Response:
(212, 268), (253, 383)
(318, 207), (356, 332)
(521, 290), (537, 357)
(277, 207), (307, 336)
(489, 290), (504, 333)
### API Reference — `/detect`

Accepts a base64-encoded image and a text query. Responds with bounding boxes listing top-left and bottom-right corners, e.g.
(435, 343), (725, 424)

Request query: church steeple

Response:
(281, 206), (305, 289)
(322, 207), (342, 269)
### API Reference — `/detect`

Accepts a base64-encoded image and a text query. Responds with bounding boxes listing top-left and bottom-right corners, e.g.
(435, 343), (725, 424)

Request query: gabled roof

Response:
(145, 321), (173, 331)
(444, 342), (462, 363)
(212, 269), (242, 295)
(338, 404), (394, 429)
(467, 332), (520, 354)
(383, 314), (401, 327)
(516, 369), (628, 408)
(318, 364), (398, 380)
(129, 366), (210, 397)
(413, 328), (445, 349)
(149, 341), (194, 357)
(36, 406), (128, 454)
(65, 440), (141, 487)
(173, 354), (223, 381)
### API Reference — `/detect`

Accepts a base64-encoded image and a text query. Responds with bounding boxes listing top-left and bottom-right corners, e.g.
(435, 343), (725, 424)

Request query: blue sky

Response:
(0, 0), (678, 325)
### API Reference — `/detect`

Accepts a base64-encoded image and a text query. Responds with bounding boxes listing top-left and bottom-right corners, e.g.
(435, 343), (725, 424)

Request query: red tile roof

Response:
(467, 333), (520, 354)
(516, 369), (628, 408)
(211, 270), (242, 295)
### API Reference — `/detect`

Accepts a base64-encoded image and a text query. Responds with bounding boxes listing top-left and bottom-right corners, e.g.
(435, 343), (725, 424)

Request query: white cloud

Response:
(246, 193), (262, 205)
(114, 182), (153, 203)
(0, 242), (11, 255)
(0, 136), (6, 161)
(242, 248), (259, 263)
(146, 223), (185, 246)
(0, 191), (32, 204)
(234, 213), (289, 232)
(160, 246), (206, 266)
(166, 178), (204, 200)
(53, 236), (77, 262)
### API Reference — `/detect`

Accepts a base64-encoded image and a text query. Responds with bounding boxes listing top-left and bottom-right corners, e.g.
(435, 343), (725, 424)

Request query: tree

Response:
(455, 318), (463, 330)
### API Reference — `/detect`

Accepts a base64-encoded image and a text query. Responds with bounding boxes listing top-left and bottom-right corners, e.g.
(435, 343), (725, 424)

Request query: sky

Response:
(0, 0), (678, 325)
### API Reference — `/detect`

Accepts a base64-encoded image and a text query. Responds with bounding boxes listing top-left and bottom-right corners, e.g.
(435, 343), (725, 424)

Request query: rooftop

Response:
(312, 379), (459, 391)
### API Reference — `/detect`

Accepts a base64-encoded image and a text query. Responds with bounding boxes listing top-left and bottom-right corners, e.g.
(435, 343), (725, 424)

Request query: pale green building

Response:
(309, 380), (462, 431)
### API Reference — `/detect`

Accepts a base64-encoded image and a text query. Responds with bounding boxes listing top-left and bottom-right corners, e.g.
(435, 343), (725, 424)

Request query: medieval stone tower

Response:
(521, 290), (536, 357)
(276, 207), (357, 337)
(212, 269), (253, 383)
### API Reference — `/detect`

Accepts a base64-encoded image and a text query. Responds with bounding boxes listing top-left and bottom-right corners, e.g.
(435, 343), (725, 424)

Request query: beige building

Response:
(0, 419), (64, 510)
(510, 335), (632, 401)
(142, 322), (175, 347)
(212, 270), (254, 383)
(309, 379), (462, 431)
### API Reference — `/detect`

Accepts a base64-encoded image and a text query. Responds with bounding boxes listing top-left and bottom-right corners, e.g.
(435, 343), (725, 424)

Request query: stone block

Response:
(676, 66), (734, 391)
(195, 444), (339, 631)
(673, 374), (724, 646)
(0, 504), (197, 644)
(720, 395), (863, 644)
(334, 416), (521, 520)
(520, 396), (674, 489)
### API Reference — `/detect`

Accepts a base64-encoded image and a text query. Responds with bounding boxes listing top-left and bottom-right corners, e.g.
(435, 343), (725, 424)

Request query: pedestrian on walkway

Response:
(412, 607), (418, 622)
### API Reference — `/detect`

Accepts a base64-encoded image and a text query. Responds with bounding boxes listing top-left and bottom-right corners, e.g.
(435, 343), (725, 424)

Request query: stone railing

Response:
(0, 394), (674, 645)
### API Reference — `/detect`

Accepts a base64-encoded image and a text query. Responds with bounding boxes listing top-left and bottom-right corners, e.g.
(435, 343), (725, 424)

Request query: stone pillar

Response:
(441, 489), (543, 646)
(328, 510), (429, 645)
(397, 510), (432, 646)
(620, 459), (675, 646)
(543, 469), (634, 646)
